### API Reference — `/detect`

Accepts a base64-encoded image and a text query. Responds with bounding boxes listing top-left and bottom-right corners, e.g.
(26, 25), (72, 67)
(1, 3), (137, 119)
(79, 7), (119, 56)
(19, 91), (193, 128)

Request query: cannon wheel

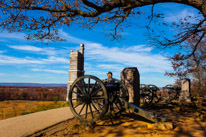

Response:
(140, 84), (148, 104)
(147, 84), (161, 104)
(68, 75), (108, 123)
(163, 84), (179, 102)
(140, 84), (159, 106)
(107, 78), (129, 115)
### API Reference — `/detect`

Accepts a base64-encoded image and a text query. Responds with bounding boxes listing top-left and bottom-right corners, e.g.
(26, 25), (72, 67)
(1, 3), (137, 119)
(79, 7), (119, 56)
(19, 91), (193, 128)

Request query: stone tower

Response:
(66, 44), (84, 101)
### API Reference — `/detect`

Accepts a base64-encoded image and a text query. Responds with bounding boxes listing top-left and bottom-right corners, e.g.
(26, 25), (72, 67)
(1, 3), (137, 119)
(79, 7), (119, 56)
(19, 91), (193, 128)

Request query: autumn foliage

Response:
(0, 86), (67, 101)
(166, 37), (206, 96)
(0, 0), (205, 42)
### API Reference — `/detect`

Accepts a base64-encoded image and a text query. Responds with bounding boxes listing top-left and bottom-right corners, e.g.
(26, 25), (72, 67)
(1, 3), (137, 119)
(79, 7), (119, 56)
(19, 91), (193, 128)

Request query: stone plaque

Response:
(121, 67), (140, 106)
(179, 78), (191, 102)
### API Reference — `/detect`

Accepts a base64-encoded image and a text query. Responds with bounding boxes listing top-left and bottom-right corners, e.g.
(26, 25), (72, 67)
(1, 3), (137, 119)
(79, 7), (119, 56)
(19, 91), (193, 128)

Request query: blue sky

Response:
(0, 3), (201, 87)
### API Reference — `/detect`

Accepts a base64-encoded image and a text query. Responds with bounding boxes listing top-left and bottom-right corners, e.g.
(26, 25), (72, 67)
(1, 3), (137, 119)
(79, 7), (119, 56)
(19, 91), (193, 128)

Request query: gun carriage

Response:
(140, 84), (160, 105)
(163, 84), (181, 102)
(68, 75), (167, 123)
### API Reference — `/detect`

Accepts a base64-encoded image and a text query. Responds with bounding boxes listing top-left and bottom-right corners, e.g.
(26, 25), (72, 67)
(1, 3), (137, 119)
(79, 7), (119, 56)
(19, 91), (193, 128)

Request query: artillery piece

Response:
(163, 84), (181, 102)
(140, 84), (160, 106)
(68, 75), (167, 123)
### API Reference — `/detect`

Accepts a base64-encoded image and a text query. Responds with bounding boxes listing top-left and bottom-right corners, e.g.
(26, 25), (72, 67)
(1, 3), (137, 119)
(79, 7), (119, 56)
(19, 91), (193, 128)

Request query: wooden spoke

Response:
(85, 104), (88, 119)
(114, 102), (121, 110)
(91, 88), (103, 96)
(83, 81), (88, 94)
(91, 97), (105, 100)
(75, 84), (85, 94)
(90, 81), (97, 94)
(78, 103), (86, 115)
(72, 91), (83, 97)
(92, 100), (103, 110)
(91, 101), (100, 114)
(88, 77), (90, 94)
(98, 102), (104, 107)
(74, 102), (83, 109)
(89, 104), (94, 119)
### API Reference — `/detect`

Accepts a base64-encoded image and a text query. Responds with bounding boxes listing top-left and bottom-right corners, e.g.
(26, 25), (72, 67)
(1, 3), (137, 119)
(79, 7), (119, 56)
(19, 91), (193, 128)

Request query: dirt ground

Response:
(30, 103), (206, 137)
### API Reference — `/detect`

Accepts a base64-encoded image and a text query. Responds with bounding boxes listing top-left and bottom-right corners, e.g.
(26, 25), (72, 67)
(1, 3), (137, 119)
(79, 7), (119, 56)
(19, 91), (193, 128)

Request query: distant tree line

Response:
(0, 86), (67, 101)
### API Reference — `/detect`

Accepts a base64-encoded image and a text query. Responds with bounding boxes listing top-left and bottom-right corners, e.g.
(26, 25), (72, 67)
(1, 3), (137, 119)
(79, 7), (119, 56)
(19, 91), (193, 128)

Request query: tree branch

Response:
(81, 0), (100, 10)
(184, 32), (205, 59)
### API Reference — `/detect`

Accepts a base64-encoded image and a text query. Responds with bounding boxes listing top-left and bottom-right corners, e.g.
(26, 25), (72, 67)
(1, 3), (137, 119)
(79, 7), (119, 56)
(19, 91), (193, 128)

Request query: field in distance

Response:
(0, 100), (69, 120)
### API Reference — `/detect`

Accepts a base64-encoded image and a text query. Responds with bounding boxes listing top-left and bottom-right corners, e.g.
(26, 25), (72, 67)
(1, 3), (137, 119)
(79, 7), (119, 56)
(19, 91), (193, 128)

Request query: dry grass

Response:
(0, 100), (69, 120)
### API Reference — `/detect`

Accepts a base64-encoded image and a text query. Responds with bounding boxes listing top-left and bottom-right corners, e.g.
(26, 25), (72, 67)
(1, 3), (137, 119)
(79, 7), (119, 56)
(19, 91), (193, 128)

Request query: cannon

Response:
(140, 84), (160, 105)
(68, 75), (167, 123)
(163, 84), (181, 102)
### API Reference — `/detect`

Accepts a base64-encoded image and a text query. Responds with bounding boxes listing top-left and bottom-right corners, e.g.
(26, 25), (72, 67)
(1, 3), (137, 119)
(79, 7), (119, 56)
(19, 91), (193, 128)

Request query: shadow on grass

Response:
(86, 103), (206, 137)
(31, 103), (206, 137)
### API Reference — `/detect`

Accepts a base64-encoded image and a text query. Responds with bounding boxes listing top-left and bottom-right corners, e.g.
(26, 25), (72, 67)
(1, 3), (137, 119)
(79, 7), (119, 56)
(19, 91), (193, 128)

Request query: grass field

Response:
(0, 100), (69, 120)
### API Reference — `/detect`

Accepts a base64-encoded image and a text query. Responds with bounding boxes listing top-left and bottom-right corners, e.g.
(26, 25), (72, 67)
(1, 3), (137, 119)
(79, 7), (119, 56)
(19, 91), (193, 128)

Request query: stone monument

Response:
(66, 44), (84, 101)
(179, 78), (191, 102)
(121, 67), (140, 106)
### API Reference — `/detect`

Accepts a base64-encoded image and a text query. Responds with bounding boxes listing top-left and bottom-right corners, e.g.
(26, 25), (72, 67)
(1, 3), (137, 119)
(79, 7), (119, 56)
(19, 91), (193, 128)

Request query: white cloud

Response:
(0, 73), (5, 76)
(18, 75), (33, 78)
(0, 54), (69, 65)
(31, 68), (67, 74)
(164, 9), (198, 23)
(85, 70), (107, 76)
(42, 56), (69, 63)
(97, 64), (124, 72)
(125, 45), (153, 52)
(59, 29), (90, 44)
(85, 44), (171, 73)
(0, 39), (11, 43)
(0, 38), (69, 67)
(0, 50), (6, 54)
(12, 30), (167, 74)
(61, 65), (69, 69)
(8, 45), (42, 51)
(59, 30), (172, 73)
(0, 55), (45, 64)
(7, 45), (61, 56)
(0, 32), (26, 40)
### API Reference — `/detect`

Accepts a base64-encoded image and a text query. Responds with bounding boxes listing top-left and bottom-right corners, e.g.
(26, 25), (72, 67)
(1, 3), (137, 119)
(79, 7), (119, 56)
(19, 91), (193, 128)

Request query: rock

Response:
(135, 122), (174, 131)
(153, 122), (174, 130)
(71, 124), (80, 131)
(136, 124), (148, 130)
(80, 122), (96, 132)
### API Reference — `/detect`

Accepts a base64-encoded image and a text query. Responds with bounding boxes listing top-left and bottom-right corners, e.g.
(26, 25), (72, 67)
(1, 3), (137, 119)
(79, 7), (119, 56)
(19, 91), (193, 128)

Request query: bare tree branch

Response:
(185, 32), (205, 59)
